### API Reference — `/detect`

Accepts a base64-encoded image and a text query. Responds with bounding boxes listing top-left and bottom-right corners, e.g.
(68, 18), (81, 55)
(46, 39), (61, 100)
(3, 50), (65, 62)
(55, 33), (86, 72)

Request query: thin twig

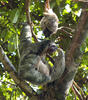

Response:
(58, 28), (72, 37)
(73, 0), (88, 2)
(45, 0), (50, 11)
(73, 81), (81, 90)
(72, 84), (83, 100)
(0, 80), (16, 86)
(73, 81), (86, 99)
(86, 95), (88, 100)
(25, 0), (38, 42)
(59, 26), (74, 32)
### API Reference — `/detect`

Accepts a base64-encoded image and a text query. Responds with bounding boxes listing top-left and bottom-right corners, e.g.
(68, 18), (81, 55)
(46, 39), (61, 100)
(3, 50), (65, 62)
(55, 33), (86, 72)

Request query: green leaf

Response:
(9, 8), (21, 24)
(8, 33), (18, 52)
(12, 9), (20, 23)
(56, 0), (62, 5)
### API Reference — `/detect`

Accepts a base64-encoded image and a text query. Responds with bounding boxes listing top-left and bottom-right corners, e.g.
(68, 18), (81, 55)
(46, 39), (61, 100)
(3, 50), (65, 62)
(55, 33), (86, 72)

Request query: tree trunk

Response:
(29, 4), (88, 100)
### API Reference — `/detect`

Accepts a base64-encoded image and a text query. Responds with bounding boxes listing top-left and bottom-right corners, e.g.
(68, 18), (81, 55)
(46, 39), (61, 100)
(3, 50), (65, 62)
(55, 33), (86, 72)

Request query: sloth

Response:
(40, 8), (59, 38)
(18, 24), (65, 85)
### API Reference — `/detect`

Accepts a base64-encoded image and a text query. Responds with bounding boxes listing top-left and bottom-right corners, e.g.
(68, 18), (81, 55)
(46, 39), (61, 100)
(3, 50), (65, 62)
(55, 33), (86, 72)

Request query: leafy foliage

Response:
(0, 0), (88, 99)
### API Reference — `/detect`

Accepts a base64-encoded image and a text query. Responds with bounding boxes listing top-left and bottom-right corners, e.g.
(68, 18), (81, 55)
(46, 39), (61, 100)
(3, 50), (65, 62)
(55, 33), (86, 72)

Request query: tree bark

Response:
(0, 2), (88, 100)
(0, 46), (36, 97)
(0, 91), (6, 100)
(34, 4), (88, 100)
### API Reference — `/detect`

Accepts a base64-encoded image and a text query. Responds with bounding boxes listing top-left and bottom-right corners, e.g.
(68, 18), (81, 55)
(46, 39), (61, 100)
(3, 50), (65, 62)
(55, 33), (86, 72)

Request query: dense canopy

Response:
(0, 0), (88, 100)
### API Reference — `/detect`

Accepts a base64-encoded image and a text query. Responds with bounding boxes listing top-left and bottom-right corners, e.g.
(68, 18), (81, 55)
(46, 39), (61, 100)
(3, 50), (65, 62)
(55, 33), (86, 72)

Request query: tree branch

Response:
(72, 81), (86, 99)
(73, 81), (85, 98)
(86, 95), (88, 100)
(73, 0), (88, 2)
(0, 90), (6, 100)
(72, 84), (83, 100)
(25, 0), (38, 42)
(66, 5), (88, 67)
(44, 0), (50, 11)
(55, 4), (88, 99)
(0, 46), (36, 97)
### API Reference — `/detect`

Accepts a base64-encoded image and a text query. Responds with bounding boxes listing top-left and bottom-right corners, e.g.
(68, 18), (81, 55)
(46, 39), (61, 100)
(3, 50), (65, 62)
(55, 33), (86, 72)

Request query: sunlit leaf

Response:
(12, 9), (21, 23)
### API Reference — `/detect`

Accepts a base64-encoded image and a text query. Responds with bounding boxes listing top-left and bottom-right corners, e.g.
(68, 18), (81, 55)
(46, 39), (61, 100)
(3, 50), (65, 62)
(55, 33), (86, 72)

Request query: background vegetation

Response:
(0, 0), (88, 99)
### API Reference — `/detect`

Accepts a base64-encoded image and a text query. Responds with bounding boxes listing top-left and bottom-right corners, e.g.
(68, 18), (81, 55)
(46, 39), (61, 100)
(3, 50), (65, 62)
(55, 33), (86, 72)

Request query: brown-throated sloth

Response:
(18, 24), (65, 85)
(40, 8), (59, 38)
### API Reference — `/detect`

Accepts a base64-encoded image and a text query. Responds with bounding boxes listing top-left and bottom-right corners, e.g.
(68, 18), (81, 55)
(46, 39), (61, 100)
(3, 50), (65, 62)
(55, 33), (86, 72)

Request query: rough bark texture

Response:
(0, 2), (88, 100)
(0, 46), (36, 97)
(0, 91), (6, 100)
(34, 4), (88, 100)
